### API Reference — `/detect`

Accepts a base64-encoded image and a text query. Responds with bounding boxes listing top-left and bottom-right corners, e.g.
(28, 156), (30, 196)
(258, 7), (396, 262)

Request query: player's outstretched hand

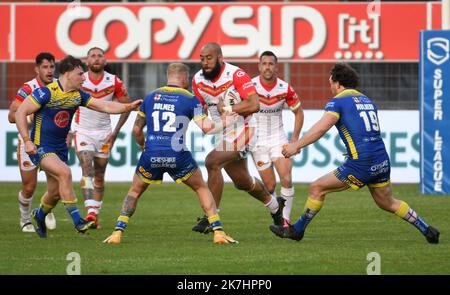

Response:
(282, 142), (300, 158)
(25, 140), (37, 155)
(127, 99), (143, 111)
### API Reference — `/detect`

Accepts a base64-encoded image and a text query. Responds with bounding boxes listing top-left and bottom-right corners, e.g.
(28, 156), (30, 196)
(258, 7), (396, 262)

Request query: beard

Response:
(89, 64), (103, 73)
(202, 60), (222, 80)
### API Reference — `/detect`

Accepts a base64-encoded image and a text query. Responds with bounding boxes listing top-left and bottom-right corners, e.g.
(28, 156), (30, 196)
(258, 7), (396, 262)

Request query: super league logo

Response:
(427, 37), (450, 66)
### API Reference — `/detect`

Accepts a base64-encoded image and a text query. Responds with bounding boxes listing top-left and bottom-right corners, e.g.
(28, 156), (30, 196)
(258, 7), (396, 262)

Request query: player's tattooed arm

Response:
(132, 114), (147, 149)
(120, 195), (138, 217)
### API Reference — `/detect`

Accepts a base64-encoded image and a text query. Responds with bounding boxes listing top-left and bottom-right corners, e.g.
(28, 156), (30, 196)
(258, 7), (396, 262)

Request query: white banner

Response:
(0, 110), (419, 183)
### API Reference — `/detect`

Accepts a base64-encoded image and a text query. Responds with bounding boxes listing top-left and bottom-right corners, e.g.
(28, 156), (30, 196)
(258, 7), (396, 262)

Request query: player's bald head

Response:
(167, 63), (190, 89)
(200, 43), (224, 80)
(201, 42), (222, 56)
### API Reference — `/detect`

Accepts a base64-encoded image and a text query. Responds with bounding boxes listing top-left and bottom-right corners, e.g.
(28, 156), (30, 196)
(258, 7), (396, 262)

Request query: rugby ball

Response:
(222, 87), (242, 106)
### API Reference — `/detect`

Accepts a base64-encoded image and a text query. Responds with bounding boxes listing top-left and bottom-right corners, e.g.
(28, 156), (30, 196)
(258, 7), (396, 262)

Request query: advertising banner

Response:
(420, 30), (450, 194)
(0, 2), (442, 62)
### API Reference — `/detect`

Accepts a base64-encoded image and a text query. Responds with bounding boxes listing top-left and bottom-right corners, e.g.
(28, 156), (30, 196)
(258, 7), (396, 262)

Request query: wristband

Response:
(22, 135), (31, 142)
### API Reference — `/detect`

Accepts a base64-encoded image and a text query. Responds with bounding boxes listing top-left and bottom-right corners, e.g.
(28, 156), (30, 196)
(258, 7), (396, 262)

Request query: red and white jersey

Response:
(252, 76), (301, 144)
(14, 77), (54, 103)
(192, 62), (257, 131)
(73, 71), (127, 132)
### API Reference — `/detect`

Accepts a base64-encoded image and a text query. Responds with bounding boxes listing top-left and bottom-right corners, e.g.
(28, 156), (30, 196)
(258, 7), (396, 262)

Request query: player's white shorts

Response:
(17, 136), (36, 171)
(252, 136), (288, 171)
(73, 129), (111, 158)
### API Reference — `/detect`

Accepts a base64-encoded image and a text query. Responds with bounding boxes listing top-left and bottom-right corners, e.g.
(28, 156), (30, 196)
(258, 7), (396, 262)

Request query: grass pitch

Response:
(0, 182), (449, 275)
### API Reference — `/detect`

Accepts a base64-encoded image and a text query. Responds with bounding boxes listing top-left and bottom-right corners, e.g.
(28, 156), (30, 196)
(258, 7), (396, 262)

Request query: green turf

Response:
(0, 182), (448, 274)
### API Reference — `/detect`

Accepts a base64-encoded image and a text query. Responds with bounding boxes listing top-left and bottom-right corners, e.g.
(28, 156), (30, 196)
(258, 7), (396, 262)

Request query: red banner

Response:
(1, 2), (444, 62)
(0, 5), (10, 60)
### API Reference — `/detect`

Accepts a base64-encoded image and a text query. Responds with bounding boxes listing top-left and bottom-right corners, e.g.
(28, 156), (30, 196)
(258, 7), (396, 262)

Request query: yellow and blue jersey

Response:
(135, 85), (205, 184)
(325, 89), (391, 189)
(324, 89), (386, 160)
(138, 85), (206, 152)
(29, 80), (92, 149)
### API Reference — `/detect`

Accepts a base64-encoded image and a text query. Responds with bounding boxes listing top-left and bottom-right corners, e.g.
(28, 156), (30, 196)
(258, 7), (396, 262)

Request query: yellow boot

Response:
(103, 230), (122, 244)
(213, 230), (238, 244)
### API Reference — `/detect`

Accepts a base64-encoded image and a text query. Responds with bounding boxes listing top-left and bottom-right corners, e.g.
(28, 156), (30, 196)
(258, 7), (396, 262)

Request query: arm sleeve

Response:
(114, 76), (128, 98)
(324, 98), (341, 119)
(286, 84), (301, 111)
(232, 69), (256, 100)
(14, 84), (33, 103)
(30, 87), (51, 107)
(79, 90), (93, 107)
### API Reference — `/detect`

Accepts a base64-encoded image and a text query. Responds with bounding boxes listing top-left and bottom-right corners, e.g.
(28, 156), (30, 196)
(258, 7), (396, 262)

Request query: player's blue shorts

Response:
(29, 145), (68, 167)
(136, 150), (198, 184)
(334, 152), (391, 190)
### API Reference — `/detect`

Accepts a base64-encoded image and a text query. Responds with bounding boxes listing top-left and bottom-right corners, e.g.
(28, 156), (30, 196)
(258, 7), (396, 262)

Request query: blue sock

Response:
(64, 203), (82, 226)
(35, 207), (47, 222)
(414, 217), (429, 235)
(35, 198), (54, 222)
(115, 216), (129, 232)
(395, 202), (429, 235)
(293, 213), (310, 233)
(293, 197), (323, 233)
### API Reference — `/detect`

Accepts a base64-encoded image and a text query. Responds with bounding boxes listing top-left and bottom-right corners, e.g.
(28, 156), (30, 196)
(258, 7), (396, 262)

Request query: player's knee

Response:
(308, 182), (324, 198)
(128, 186), (143, 198)
(205, 156), (221, 171)
(374, 194), (395, 211)
(22, 183), (36, 197)
(59, 167), (72, 182)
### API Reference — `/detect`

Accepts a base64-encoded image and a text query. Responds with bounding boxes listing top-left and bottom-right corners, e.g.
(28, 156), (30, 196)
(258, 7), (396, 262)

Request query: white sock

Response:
(280, 186), (295, 221)
(271, 191), (277, 198)
(18, 191), (33, 222)
(264, 195), (279, 214)
(85, 199), (102, 215)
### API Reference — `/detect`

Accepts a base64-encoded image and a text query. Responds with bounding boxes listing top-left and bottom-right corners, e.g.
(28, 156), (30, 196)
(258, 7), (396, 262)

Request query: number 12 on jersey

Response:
(151, 110), (176, 132)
